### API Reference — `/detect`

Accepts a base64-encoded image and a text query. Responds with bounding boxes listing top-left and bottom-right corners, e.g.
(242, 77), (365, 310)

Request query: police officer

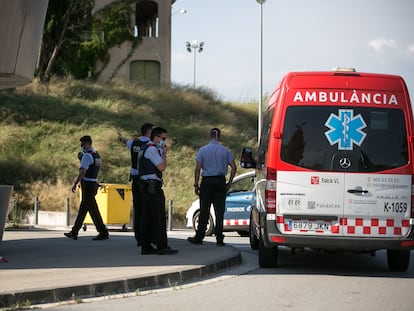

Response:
(188, 128), (236, 246)
(65, 135), (109, 240)
(139, 127), (178, 255)
(118, 123), (154, 246)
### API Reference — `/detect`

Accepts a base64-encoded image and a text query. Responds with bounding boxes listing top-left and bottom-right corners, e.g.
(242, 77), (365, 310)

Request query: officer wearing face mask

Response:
(65, 135), (109, 241)
(138, 127), (178, 255)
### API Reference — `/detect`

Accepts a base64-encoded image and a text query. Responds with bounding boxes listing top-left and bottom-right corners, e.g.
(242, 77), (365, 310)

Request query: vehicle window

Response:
(281, 106), (408, 172)
(229, 175), (254, 192)
(257, 108), (274, 170)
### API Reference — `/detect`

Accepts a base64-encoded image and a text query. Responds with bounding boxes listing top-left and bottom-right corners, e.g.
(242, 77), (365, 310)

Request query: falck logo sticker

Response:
(311, 176), (319, 184)
(324, 109), (367, 150)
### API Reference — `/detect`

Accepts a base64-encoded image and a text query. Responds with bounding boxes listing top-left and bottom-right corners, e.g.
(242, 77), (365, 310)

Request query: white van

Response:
(242, 69), (414, 271)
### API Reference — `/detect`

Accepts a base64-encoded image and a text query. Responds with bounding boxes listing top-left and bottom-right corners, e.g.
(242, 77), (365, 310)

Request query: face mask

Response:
(158, 140), (166, 148)
(80, 147), (85, 153)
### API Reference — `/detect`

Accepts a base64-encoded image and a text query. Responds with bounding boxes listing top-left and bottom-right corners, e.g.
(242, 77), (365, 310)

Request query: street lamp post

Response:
(256, 0), (265, 142)
(186, 40), (204, 88)
(172, 7), (187, 16)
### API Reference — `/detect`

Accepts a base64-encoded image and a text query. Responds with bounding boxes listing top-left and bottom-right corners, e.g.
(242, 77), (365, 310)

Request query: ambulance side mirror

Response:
(240, 147), (256, 168)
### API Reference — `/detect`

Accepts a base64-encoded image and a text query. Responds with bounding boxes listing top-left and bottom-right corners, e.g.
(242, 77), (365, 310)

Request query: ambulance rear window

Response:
(281, 106), (408, 172)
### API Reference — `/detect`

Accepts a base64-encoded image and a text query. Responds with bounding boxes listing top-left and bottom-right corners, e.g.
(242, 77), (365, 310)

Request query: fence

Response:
(8, 197), (175, 230)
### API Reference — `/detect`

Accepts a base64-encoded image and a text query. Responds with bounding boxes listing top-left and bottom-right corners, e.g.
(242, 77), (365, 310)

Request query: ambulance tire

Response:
(249, 219), (259, 250)
(387, 249), (410, 272)
(259, 237), (278, 268)
(193, 210), (214, 236)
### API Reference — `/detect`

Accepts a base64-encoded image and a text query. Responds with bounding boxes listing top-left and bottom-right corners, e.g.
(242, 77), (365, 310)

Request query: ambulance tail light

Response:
(265, 168), (277, 214)
(401, 240), (414, 248)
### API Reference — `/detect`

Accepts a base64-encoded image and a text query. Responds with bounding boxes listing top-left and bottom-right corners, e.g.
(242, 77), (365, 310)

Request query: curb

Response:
(0, 249), (241, 308)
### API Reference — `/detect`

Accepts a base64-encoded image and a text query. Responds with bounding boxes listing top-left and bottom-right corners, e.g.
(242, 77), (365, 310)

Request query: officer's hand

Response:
(226, 182), (232, 192)
(71, 183), (77, 193)
(194, 185), (200, 195)
(117, 132), (123, 142)
(77, 151), (83, 161)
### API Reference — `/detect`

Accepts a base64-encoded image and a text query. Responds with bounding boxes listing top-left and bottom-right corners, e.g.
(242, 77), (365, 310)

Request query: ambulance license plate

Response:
(287, 219), (331, 232)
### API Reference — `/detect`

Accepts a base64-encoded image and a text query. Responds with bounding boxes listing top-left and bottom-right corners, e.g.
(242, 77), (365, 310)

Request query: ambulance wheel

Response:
(387, 249), (410, 272)
(249, 219), (259, 250)
(82, 225), (87, 231)
(258, 237), (278, 268)
(193, 211), (214, 236)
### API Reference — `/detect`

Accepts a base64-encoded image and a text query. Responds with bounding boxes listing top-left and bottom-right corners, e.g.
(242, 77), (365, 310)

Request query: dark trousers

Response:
(196, 176), (227, 241)
(132, 176), (143, 243)
(72, 181), (108, 235)
(140, 180), (168, 250)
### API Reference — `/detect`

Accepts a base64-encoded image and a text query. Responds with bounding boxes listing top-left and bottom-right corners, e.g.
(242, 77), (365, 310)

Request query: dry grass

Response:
(0, 79), (257, 220)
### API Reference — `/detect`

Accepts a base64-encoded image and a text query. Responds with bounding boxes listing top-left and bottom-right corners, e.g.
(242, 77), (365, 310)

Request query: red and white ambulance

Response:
(243, 68), (414, 271)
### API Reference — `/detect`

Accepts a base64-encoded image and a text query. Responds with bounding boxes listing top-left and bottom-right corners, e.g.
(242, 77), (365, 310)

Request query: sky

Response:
(170, 0), (414, 103)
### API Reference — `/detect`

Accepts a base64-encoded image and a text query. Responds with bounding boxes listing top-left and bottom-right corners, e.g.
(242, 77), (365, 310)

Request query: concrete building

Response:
(0, 0), (49, 89)
(94, 0), (175, 86)
(0, 0), (49, 239)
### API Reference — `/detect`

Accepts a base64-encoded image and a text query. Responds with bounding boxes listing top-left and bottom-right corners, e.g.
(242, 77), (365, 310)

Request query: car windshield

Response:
(281, 106), (408, 172)
(229, 174), (254, 192)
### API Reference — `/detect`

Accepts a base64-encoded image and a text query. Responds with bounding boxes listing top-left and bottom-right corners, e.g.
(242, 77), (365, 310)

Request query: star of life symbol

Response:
(324, 109), (367, 150)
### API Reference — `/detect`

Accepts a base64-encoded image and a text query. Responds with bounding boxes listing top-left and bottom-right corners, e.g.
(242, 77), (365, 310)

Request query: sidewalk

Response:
(0, 228), (241, 308)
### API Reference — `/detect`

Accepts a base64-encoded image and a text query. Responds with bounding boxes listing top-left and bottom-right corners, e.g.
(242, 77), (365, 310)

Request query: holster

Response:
(141, 179), (160, 195)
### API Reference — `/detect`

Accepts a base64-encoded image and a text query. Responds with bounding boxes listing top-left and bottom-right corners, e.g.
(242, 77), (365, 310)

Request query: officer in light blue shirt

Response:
(188, 128), (237, 246)
(65, 135), (109, 241)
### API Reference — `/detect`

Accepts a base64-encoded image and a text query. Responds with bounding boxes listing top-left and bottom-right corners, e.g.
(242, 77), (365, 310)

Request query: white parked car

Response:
(186, 171), (255, 237)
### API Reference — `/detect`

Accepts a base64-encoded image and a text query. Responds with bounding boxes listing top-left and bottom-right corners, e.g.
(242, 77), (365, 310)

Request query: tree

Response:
(36, 0), (135, 81)
(37, 0), (93, 81)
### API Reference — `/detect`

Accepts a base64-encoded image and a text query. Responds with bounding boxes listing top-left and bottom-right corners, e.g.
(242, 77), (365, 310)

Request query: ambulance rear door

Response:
(276, 100), (411, 238)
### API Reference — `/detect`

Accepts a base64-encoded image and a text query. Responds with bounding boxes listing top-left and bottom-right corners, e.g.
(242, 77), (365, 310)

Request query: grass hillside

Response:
(0, 79), (257, 225)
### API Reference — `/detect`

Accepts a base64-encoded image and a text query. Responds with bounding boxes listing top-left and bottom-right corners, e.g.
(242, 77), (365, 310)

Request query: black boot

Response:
(64, 232), (78, 240)
(216, 235), (225, 246)
(187, 236), (203, 245)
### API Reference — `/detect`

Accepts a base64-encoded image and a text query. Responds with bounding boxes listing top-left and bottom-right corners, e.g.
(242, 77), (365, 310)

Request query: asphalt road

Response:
(39, 232), (414, 311)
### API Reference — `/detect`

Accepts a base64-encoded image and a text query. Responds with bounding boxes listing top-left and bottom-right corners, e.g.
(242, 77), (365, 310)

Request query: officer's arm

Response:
(156, 145), (168, 171)
(227, 160), (237, 186)
(194, 161), (202, 195)
(72, 168), (87, 192)
(194, 161), (202, 186)
(117, 132), (127, 144)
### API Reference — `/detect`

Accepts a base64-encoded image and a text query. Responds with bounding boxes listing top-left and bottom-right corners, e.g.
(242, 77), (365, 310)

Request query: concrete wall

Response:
(26, 211), (76, 228)
(0, 0), (49, 89)
(0, 186), (13, 241)
(95, 0), (172, 85)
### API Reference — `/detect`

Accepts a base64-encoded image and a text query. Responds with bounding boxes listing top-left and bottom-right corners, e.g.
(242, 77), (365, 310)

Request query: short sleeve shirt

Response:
(140, 142), (163, 181)
(80, 148), (97, 182)
(196, 140), (234, 177)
